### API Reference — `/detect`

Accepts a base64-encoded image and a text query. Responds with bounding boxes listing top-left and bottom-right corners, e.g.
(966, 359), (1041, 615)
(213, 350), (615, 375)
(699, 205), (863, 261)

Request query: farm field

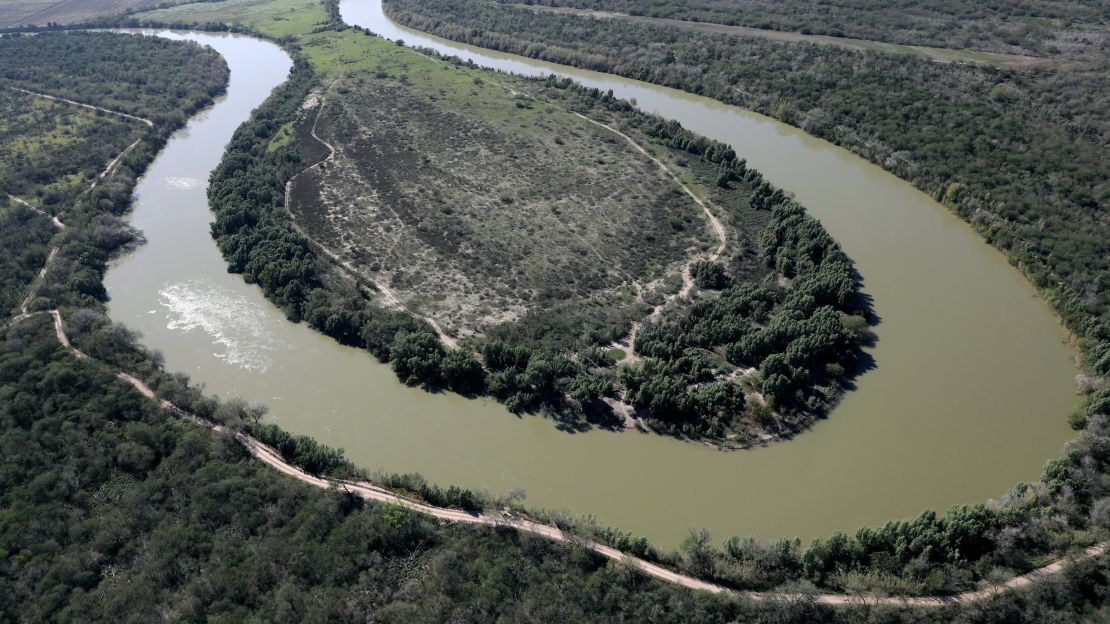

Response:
(0, 0), (176, 26)
(140, 0), (328, 36)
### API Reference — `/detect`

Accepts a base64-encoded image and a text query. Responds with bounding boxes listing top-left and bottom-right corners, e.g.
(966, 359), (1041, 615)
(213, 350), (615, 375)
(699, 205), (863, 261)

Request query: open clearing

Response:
(139, 0), (329, 37)
(288, 33), (716, 339)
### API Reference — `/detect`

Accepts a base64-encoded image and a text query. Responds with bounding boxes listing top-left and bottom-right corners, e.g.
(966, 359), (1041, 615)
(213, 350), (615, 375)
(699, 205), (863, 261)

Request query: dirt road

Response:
(8, 298), (1105, 608)
(5, 85), (154, 126)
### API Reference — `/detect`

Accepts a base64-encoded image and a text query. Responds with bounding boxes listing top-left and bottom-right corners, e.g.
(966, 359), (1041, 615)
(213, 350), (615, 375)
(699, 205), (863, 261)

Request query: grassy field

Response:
(0, 0), (57, 26)
(140, 0), (328, 37)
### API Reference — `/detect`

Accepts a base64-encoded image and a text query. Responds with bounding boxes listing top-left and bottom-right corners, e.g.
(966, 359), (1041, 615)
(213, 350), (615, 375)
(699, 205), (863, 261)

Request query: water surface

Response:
(105, 17), (1076, 547)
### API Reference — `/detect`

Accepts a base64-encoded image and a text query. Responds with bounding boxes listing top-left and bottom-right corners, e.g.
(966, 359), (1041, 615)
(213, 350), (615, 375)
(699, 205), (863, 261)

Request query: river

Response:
(104, 12), (1076, 547)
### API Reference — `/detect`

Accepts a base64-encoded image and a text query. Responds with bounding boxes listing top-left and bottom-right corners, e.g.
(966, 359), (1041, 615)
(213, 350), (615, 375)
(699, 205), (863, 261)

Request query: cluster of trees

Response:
(521, 101), (866, 434)
(373, 471), (483, 513)
(4, 311), (1110, 621)
(0, 201), (54, 315)
(249, 422), (351, 476)
(5, 18), (1110, 624)
(0, 31), (228, 125)
(0, 318), (751, 623)
(384, 0), (1109, 350)
(510, 0), (1107, 59)
(625, 199), (867, 431)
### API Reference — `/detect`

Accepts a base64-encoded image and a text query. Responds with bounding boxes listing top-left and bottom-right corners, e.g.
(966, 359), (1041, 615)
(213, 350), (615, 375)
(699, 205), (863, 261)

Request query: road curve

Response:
(10, 299), (1103, 609)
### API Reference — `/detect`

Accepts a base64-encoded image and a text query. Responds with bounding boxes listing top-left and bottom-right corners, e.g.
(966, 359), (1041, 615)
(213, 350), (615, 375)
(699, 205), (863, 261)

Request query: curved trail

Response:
(283, 91), (458, 349)
(573, 112), (727, 262)
(8, 298), (1105, 607)
(7, 193), (65, 229)
(5, 85), (154, 127)
(571, 113), (727, 360)
(88, 136), (144, 192)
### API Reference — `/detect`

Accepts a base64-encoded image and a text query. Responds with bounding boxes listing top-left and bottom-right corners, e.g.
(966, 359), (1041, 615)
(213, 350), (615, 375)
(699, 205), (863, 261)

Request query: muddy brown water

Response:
(104, 17), (1076, 548)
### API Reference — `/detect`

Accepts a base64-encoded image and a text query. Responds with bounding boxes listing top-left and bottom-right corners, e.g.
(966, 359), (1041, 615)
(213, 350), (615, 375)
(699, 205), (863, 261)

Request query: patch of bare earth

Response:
(288, 76), (712, 339)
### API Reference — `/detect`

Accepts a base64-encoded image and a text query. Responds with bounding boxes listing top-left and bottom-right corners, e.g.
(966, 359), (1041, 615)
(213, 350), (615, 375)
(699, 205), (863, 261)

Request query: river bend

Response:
(103, 16), (1076, 546)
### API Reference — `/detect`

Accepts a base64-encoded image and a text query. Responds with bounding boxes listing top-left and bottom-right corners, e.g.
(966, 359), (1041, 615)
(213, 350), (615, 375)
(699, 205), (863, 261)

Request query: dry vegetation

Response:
(289, 61), (713, 339)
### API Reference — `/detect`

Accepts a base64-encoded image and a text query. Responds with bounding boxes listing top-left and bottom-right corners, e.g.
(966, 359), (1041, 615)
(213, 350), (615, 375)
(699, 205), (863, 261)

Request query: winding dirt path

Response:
(572, 113), (727, 361)
(6, 289), (1106, 607)
(573, 112), (726, 262)
(5, 85), (154, 126)
(283, 91), (458, 349)
(88, 136), (144, 192)
(7, 193), (64, 229)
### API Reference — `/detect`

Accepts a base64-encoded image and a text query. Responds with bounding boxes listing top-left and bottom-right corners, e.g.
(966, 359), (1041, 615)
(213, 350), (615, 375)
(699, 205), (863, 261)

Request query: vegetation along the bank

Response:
(1, 0), (1110, 621)
(502, 0), (1108, 60)
(137, 0), (876, 444)
(383, 0), (1109, 343)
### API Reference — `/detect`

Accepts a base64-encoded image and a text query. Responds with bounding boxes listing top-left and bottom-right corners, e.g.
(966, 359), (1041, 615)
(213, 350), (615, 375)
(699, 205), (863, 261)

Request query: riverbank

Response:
(96, 0), (1081, 547)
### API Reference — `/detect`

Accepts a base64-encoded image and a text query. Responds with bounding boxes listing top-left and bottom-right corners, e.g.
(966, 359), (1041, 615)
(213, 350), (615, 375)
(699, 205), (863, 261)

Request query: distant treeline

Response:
(511, 0), (1108, 59)
(383, 0), (1109, 390)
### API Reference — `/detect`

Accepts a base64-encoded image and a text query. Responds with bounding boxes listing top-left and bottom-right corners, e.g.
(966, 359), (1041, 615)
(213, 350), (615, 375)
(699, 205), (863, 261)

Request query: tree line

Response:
(4, 20), (1110, 622)
(383, 0), (1109, 362)
(512, 0), (1107, 59)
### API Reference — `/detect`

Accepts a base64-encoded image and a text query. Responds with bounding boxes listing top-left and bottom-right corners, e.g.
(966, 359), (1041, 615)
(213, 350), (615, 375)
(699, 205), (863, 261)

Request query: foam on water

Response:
(159, 278), (289, 372)
(164, 176), (199, 189)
